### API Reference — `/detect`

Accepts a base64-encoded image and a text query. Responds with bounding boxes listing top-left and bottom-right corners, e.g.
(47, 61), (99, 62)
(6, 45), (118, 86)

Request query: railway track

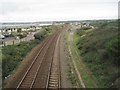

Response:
(46, 33), (61, 89)
(16, 30), (61, 89)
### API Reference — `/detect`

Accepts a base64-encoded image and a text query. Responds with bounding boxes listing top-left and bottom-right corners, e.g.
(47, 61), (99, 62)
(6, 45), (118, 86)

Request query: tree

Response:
(17, 28), (22, 33)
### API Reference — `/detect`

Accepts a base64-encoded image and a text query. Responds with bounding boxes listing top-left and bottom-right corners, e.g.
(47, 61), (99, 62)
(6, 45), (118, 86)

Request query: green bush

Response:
(2, 41), (37, 80)
(106, 36), (120, 65)
(18, 33), (27, 39)
(75, 20), (119, 87)
(34, 30), (47, 41)
(80, 27), (92, 30)
(34, 27), (53, 41)
(17, 28), (22, 33)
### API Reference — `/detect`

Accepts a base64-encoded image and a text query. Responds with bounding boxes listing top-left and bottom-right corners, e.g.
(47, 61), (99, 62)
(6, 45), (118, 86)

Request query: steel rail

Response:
(30, 31), (59, 88)
(46, 33), (61, 89)
(16, 31), (58, 89)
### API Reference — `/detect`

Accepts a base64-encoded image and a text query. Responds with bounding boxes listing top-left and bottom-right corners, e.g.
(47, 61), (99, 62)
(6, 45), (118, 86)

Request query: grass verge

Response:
(69, 31), (97, 88)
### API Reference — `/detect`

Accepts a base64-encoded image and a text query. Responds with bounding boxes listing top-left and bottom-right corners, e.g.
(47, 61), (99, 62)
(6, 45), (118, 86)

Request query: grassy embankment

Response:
(65, 30), (97, 88)
(2, 26), (53, 81)
(74, 20), (119, 88)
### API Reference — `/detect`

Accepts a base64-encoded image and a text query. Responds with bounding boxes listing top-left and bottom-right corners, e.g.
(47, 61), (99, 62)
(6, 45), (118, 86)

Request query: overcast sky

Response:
(0, 0), (119, 22)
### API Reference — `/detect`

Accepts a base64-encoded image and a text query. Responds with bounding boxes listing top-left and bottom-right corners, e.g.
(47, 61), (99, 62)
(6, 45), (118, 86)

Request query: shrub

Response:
(34, 30), (47, 41)
(17, 28), (22, 33)
(2, 41), (37, 80)
(106, 36), (120, 65)
(75, 20), (119, 87)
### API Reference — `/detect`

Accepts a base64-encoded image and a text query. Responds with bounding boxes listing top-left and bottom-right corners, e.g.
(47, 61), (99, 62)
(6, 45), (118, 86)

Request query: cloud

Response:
(0, 0), (119, 22)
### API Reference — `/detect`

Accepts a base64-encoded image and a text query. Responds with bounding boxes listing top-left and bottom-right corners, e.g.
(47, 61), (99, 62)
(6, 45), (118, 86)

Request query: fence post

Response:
(13, 40), (14, 45)
(19, 39), (21, 43)
(4, 42), (5, 46)
(2, 41), (3, 45)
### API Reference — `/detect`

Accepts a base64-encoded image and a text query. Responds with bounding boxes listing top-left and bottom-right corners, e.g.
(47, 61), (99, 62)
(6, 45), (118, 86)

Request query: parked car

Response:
(0, 34), (5, 39)
(15, 36), (20, 40)
(3, 32), (11, 37)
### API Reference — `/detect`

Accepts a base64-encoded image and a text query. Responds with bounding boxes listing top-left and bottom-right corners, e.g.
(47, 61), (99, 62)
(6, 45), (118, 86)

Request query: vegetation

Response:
(63, 31), (78, 86)
(10, 31), (28, 39)
(17, 28), (22, 33)
(2, 41), (38, 80)
(65, 31), (97, 88)
(2, 26), (53, 81)
(75, 20), (119, 87)
(17, 33), (27, 39)
(34, 27), (52, 41)
(67, 65), (77, 85)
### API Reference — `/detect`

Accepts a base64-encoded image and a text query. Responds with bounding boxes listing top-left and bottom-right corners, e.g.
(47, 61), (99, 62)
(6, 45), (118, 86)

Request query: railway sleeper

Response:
(50, 77), (58, 80)
(49, 83), (58, 87)
(50, 74), (58, 76)
(48, 87), (58, 89)
(49, 79), (58, 82)
(49, 78), (58, 81)
(20, 84), (31, 88)
(22, 80), (33, 84)
(49, 80), (58, 84)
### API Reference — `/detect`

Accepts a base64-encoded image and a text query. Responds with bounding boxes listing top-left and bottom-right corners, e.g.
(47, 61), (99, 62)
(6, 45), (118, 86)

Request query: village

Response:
(0, 21), (94, 47)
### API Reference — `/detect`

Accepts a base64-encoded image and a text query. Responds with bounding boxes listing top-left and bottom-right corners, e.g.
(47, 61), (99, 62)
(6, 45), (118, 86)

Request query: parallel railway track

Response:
(16, 30), (61, 89)
(46, 33), (61, 89)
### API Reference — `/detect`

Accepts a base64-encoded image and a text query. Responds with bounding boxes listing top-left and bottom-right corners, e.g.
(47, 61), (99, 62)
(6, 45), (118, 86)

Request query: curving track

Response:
(15, 30), (61, 89)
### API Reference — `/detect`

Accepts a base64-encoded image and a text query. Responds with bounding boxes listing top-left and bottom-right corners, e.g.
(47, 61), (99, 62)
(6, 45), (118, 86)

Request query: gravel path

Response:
(60, 29), (74, 88)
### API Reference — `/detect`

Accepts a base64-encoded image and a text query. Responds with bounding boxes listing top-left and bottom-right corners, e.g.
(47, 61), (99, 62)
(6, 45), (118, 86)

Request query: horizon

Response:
(0, 18), (118, 23)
